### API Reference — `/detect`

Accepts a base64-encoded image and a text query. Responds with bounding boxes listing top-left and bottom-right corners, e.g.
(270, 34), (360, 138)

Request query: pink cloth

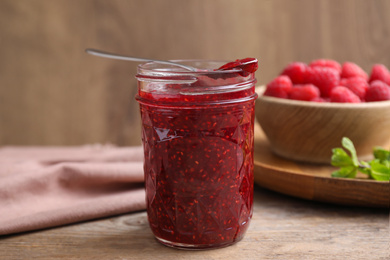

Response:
(0, 145), (146, 236)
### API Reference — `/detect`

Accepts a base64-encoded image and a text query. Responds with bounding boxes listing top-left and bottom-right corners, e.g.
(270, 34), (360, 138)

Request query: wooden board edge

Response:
(254, 161), (390, 208)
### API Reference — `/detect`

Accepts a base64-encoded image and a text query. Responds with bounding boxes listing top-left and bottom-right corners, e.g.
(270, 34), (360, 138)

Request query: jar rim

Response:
(136, 59), (257, 105)
(137, 59), (242, 77)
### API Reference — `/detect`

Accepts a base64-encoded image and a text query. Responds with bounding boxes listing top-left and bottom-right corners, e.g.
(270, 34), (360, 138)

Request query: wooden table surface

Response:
(0, 185), (388, 260)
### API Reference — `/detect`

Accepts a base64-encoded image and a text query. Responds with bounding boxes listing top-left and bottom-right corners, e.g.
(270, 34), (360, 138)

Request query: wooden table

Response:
(0, 185), (388, 259)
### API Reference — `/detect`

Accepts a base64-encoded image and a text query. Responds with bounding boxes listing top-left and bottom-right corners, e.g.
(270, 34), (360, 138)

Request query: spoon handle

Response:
(85, 48), (197, 71)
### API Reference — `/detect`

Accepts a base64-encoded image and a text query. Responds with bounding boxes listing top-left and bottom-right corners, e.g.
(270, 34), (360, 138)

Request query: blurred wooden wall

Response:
(0, 0), (389, 146)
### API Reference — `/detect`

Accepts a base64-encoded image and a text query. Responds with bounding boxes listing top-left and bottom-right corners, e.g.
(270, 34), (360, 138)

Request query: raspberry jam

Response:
(136, 60), (258, 249)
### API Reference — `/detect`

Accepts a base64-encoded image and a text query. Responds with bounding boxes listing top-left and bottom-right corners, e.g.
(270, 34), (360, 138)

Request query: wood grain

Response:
(254, 122), (389, 208)
(255, 91), (390, 164)
(0, 187), (388, 259)
(1, 0), (390, 146)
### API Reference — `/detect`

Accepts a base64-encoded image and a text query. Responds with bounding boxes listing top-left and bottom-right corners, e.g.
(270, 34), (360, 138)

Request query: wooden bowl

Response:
(255, 87), (390, 164)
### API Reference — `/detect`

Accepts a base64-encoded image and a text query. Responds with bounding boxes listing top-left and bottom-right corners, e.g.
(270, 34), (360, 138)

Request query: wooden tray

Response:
(254, 122), (389, 208)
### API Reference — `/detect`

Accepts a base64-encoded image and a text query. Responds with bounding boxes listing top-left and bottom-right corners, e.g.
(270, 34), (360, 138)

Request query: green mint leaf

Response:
(331, 137), (390, 181)
(369, 159), (390, 181)
(331, 148), (354, 167)
(331, 166), (358, 179)
(358, 161), (371, 175)
(373, 147), (390, 162)
(384, 160), (390, 168)
(341, 137), (359, 167)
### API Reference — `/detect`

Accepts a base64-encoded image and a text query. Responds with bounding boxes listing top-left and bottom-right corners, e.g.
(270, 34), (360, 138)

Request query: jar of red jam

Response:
(135, 60), (258, 250)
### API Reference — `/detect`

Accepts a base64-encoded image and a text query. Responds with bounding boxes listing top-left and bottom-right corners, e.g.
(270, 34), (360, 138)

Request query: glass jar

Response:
(135, 60), (257, 250)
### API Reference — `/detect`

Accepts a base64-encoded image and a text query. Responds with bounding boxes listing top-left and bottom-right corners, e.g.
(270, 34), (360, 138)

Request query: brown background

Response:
(1, 0), (389, 146)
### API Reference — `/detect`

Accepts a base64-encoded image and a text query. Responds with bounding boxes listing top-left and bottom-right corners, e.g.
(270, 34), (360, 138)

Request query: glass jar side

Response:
(139, 100), (256, 249)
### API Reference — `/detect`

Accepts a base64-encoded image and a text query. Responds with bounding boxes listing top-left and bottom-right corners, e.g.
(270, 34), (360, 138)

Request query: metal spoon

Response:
(85, 48), (197, 71)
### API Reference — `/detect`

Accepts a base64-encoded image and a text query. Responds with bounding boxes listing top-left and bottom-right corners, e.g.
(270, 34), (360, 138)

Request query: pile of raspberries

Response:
(263, 60), (390, 103)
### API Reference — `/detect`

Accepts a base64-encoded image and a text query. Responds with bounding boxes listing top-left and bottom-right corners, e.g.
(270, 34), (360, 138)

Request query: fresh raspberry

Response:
(365, 80), (390, 102)
(309, 59), (341, 73)
(340, 62), (368, 80)
(280, 62), (308, 84)
(305, 67), (340, 97)
(311, 97), (327, 102)
(330, 86), (361, 103)
(263, 75), (292, 98)
(339, 78), (348, 86)
(368, 64), (390, 85)
(339, 77), (368, 100)
(289, 84), (320, 101)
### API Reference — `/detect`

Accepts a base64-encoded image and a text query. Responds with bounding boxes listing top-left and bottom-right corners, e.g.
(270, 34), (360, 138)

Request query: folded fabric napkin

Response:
(0, 145), (146, 236)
